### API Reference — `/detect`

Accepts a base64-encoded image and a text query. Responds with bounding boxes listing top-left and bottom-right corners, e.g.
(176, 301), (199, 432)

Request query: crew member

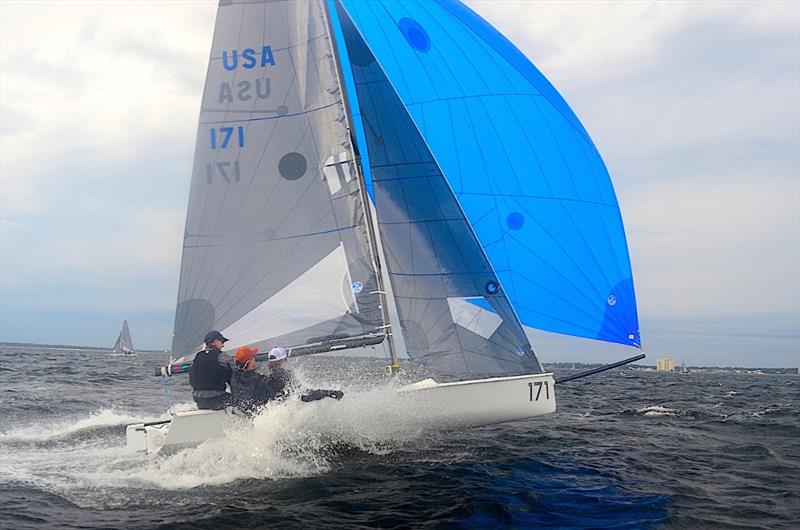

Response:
(189, 330), (232, 410)
(263, 347), (344, 403)
(230, 346), (270, 413)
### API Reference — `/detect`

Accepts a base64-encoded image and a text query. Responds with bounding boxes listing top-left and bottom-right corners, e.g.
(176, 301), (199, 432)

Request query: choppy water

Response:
(0, 346), (798, 529)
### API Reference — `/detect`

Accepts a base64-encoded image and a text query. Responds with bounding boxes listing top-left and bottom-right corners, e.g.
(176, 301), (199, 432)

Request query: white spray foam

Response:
(0, 407), (171, 442)
(0, 380), (445, 494)
(637, 405), (683, 417)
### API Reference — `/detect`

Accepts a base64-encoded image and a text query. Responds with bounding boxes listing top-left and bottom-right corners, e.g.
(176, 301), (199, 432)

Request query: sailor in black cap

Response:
(189, 330), (233, 410)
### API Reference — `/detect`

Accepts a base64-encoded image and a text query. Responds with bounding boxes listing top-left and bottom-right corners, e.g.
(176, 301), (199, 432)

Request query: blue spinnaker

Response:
(333, 0), (542, 378)
(337, 0), (640, 348)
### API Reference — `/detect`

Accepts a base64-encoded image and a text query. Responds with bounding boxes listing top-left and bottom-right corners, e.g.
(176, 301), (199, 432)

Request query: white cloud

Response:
(0, 1), (216, 215)
(1, 1), (797, 362)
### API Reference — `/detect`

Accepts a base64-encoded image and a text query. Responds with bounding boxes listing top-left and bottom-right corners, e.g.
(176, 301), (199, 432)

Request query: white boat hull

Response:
(396, 372), (556, 429)
(126, 373), (556, 454)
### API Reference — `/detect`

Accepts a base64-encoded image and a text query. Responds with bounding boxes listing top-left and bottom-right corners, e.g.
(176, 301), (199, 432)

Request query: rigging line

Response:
(183, 224), (360, 247)
(207, 33), (328, 58)
(327, 0), (397, 358)
(455, 191), (618, 208)
(198, 102), (340, 125)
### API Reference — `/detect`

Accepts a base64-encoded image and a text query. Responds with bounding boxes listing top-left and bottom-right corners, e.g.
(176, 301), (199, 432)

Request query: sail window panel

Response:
(447, 297), (502, 339)
(219, 243), (354, 350)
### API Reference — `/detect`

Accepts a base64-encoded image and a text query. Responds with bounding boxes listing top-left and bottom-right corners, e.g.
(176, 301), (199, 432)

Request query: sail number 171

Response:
(528, 381), (550, 401)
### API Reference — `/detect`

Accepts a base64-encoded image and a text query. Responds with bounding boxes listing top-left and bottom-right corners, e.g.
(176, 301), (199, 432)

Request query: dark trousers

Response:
(194, 395), (229, 410)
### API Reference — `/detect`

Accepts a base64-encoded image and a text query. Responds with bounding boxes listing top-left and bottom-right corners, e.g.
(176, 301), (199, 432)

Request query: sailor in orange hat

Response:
(229, 346), (270, 413)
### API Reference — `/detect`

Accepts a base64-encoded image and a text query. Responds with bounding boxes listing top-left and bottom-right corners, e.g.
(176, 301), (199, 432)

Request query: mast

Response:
(322, 0), (398, 371)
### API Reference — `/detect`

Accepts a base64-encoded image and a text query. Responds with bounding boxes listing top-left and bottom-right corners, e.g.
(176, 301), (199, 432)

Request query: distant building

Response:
(656, 358), (676, 372)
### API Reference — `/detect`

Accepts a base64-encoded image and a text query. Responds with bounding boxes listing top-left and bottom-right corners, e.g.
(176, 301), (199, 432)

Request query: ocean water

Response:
(0, 346), (797, 529)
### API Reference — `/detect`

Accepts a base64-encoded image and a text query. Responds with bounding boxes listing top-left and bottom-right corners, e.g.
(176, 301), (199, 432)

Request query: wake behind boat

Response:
(128, 0), (641, 455)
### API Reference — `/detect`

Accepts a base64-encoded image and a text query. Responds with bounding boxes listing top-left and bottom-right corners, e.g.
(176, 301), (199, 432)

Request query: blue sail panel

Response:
(338, 0), (640, 347)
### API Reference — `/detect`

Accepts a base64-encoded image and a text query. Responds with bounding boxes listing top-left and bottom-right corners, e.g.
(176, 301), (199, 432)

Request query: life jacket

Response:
(189, 347), (230, 392)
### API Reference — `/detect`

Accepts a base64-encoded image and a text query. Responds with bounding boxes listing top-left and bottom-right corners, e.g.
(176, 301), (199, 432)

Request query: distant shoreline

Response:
(0, 342), (165, 354)
(1, 342), (796, 372)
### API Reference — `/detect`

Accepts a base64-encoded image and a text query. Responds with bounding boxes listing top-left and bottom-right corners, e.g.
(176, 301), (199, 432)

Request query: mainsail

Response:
(171, 0), (387, 358)
(112, 320), (134, 354)
(335, 0), (640, 349)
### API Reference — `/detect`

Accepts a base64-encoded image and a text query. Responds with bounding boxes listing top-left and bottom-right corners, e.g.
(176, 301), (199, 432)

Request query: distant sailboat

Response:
(128, 0), (642, 454)
(680, 358), (690, 374)
(110, 320), (135, 356)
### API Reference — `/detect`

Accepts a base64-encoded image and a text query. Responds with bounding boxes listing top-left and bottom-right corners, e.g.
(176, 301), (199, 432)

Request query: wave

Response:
(0, 408), (171, 444)
(635, 405), (686, 417)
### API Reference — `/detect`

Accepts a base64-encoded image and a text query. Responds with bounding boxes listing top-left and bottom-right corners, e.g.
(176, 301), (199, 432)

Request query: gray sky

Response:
(1, 0), (798, 367)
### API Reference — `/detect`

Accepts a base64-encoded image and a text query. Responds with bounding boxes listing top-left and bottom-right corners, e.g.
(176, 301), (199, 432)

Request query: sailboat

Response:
(680, 358), (690, 374)
(110, 320), (136, 357)
(127, 0), (641, 454)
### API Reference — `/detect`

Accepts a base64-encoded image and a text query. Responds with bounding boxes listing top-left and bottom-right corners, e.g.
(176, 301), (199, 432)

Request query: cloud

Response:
(1, 1), (797, 363)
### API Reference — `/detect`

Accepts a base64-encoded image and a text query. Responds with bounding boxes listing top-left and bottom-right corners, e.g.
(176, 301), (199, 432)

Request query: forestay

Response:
(337, 0), (640, 349)
(331, 1), (542, 380)
(171, 0), (386, 359)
